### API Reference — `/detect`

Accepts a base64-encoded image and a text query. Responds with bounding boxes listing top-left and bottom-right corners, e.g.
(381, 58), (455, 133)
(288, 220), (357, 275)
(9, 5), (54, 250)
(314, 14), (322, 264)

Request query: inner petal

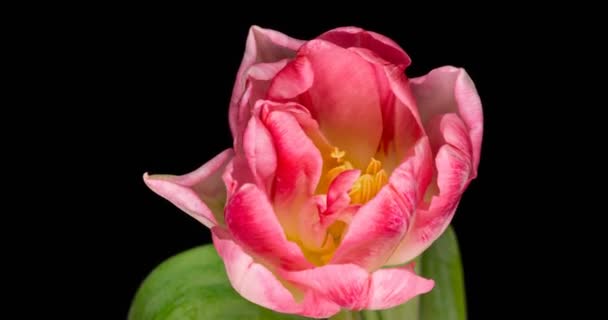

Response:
(267, 39), (384, 168)
(296, 145), (392, 266)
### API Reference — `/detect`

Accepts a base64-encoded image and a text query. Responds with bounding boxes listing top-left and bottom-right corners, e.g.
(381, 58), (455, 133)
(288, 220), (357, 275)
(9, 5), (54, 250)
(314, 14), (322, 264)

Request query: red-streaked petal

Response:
(229, 26), (304, 137)
(224, 183), (312, 270)
(258, 99), (335, 158)
(386, 115), (473, 265)
(212, 228), (341, 319)
(257, 101), (329, 249)
(318, 26), (411, 68)
(143, 149), (234, 227)
(411, 66), (483, 174)
(281, 262), (433, 311)
(263, 109), (323, 204)
(330, 139), (432, 270)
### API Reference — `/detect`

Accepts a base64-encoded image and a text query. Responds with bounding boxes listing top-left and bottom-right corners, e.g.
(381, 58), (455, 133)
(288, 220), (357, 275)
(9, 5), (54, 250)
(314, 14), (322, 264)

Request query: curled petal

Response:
(387, 115), (473, 265)
(266, 55), (314, 101)
(411, 66), (483, 173)
(229, 26), (304, 137)
(233, 59), (291, 142)
(262, 107), (322, 207)
(143, 149), (234, 227)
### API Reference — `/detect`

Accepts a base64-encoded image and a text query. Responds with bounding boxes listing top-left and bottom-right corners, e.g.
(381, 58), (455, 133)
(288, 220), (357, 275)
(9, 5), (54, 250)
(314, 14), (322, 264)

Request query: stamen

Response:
(307, 149), (390, 266)
(366, 157), (382, 175)
(330, 147), (346, 163)
(374, 169), (388, 195)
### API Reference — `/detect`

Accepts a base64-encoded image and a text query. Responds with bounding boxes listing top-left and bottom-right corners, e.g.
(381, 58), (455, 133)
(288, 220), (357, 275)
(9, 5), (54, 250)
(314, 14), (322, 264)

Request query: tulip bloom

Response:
(144, 26), (482, 318)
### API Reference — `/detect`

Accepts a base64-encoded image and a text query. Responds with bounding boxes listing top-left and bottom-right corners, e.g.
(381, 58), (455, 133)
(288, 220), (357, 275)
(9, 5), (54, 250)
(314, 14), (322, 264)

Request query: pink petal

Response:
(266, 55), (314, 101)
(261, 107), (327, 247)
(321, 169), (361, 227)
(232, 59), (291, 142)
(330, 139), (433, 270)
(281, 262), (433, 310)
(262, 107), (322, 204)
(229, 26), (304, 137)
(258, 100), (335, 158)
(347, 46), (425, 171)
(212, 228), (341, 319)
(241, 115), (277, 194)
(282, 264), (370, 310)
(268, 39), (384, 168)
(143, 149), (234, 228)
(318, 26), (411, 68)
(224, 183), (313, 270)
(367, 264), (435, 309)
(386, 115), (473, 265)
(383, 64), (426, 163)
(411, 66), (483, 174)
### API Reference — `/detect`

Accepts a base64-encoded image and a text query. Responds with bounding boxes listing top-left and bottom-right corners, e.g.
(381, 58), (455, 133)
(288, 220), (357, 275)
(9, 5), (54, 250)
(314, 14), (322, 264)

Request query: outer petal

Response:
(318, 26), (411, 68)
(281, 263), (433, 310)
(143, 149), (234, 228)
(386, 114), (473, 265)
(232, 59), (291, 144)
(330, 138), (432, 270)
(224, 183), (313, 270)
(212, 228), (341, 319)
(229, 26), (304, 137)
(268, 40), (383, 168)
(367, 264), (435, 309)
(411, 66), (483, 173)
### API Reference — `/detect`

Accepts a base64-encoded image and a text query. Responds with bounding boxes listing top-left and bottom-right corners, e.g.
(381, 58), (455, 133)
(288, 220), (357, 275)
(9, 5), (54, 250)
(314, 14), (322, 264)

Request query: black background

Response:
(68, 8), (568, 319)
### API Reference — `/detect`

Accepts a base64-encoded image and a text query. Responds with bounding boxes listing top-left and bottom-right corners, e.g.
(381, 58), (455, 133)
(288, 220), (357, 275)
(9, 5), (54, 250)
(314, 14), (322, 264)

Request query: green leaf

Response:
(128, 245), (308, 320)
(419, 226), (467, 320)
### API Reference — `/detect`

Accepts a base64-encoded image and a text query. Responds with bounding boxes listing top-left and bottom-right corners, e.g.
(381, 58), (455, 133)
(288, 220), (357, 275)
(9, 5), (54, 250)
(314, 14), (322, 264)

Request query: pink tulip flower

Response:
(144, 26), (483, 318)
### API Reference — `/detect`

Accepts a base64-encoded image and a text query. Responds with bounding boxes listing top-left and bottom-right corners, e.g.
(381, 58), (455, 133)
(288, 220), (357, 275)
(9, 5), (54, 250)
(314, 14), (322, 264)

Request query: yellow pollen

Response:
(324, 149), (389, 205)
(297, 148), (390, 267)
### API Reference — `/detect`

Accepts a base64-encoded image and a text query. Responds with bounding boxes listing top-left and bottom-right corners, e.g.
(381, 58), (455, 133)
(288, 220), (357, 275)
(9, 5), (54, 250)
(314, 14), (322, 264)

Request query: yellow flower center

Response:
(293, 147), (389, 266)
(286, 147), (388, 266)
(326, 147), (389, 204)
